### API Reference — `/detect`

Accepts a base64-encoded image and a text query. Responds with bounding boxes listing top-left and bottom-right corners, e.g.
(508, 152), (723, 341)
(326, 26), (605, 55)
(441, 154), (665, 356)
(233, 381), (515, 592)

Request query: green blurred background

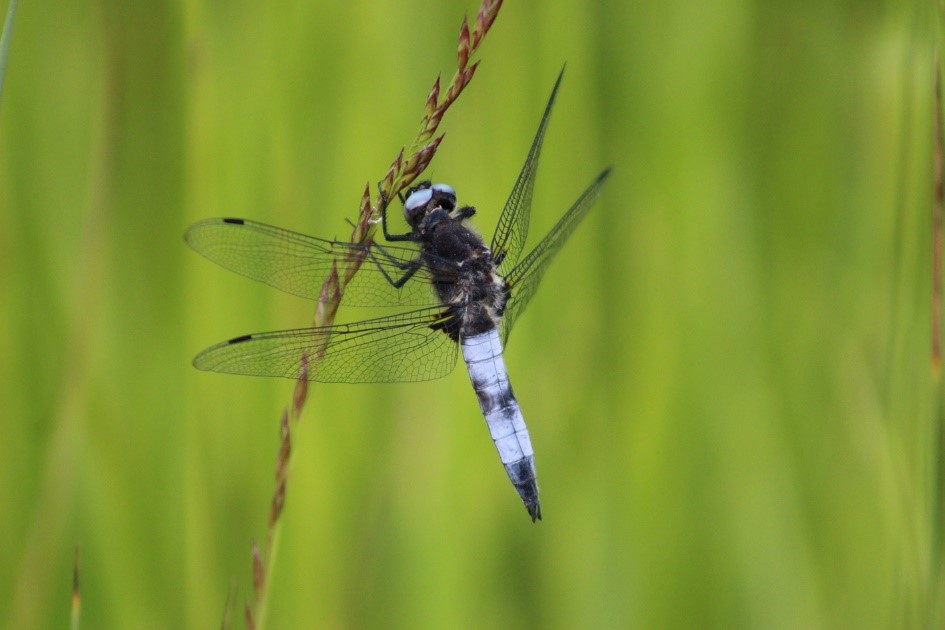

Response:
(0, 0), (941, 627)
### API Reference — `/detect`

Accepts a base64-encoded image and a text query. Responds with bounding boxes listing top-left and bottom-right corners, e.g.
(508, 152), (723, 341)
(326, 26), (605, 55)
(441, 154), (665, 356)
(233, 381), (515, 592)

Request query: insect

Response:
(185, 70), (610, 521)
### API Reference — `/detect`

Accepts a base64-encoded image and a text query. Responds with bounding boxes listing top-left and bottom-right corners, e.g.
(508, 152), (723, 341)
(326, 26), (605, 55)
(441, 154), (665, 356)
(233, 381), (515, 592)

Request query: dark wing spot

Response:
(222, 218), (245, 225)
(429, 308), (462, 341)
(227, 334), (253, 344)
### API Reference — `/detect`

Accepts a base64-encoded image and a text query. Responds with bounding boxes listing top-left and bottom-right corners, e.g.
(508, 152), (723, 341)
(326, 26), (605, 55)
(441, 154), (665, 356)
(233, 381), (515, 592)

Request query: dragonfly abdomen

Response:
(461, 328), (541, 522)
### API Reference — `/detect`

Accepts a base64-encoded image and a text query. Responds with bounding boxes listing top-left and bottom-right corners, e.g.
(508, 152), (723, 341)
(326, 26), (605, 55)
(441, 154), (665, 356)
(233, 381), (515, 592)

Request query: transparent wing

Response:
(491, 68), (564, 278)
(501, 168), (612, 343)
(193, 307), (460, 383)
(185, 218), (439, 307)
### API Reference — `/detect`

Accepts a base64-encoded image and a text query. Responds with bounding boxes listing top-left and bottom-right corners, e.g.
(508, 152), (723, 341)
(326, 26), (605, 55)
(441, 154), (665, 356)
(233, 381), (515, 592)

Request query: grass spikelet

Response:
(240, 2), (504, 626)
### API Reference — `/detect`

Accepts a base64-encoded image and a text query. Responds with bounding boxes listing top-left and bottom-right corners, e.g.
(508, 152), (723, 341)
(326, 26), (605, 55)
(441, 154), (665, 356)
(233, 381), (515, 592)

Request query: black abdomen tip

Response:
(527, 501), (542, 523)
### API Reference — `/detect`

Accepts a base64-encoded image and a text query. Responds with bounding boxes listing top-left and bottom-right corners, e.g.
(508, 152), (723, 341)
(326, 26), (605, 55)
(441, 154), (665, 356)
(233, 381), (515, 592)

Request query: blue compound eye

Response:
(404, 187), (433, 212)
(432, 183), (456, 198)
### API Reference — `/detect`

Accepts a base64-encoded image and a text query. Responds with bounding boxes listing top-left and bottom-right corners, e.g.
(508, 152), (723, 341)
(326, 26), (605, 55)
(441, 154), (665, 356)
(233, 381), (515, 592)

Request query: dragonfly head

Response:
(404, 182), (457, 228)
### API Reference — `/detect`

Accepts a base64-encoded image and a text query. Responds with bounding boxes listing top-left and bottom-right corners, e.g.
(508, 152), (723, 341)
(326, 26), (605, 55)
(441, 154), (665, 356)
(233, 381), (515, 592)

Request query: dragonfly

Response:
(185, 69), (611, 522)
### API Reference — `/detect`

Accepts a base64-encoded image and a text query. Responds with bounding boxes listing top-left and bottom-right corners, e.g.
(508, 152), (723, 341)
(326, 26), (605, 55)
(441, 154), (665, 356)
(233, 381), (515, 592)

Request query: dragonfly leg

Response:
(364, 247), (423, 289)
(453, 205), (476, 221)
(377, 181), (413, 242)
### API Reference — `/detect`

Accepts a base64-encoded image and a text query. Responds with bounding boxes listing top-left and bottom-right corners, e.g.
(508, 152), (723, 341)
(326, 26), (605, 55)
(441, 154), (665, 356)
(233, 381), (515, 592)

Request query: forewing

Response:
(193, 307), (460, 383)
(185, 218), (438, 307)
(501, 168), (612, 343)
(491, 68), (564, 277)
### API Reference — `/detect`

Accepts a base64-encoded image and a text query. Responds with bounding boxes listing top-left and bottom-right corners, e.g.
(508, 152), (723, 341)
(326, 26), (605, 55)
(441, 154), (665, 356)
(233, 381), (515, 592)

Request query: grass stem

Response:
(241, 2), (505, 627)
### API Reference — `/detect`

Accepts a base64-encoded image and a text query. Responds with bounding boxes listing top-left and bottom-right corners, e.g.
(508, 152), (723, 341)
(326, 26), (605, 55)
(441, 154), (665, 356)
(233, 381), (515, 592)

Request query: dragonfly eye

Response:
(432, 183), (455, 197)
(431, 183), (457, 210)
(404, 187), (433, 213)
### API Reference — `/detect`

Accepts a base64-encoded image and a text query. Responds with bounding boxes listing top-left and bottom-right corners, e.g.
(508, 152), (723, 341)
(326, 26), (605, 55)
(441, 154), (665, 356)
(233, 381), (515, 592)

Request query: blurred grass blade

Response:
(219, 581), (236, 630)
(71, 544), (80, 630)
(934, 47), (945, 627)
(0, 0), (17, 108)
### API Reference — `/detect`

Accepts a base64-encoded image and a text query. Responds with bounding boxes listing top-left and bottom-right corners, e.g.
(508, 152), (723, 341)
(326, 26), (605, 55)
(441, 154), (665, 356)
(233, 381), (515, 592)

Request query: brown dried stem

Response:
(244, 1), (504, 627)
